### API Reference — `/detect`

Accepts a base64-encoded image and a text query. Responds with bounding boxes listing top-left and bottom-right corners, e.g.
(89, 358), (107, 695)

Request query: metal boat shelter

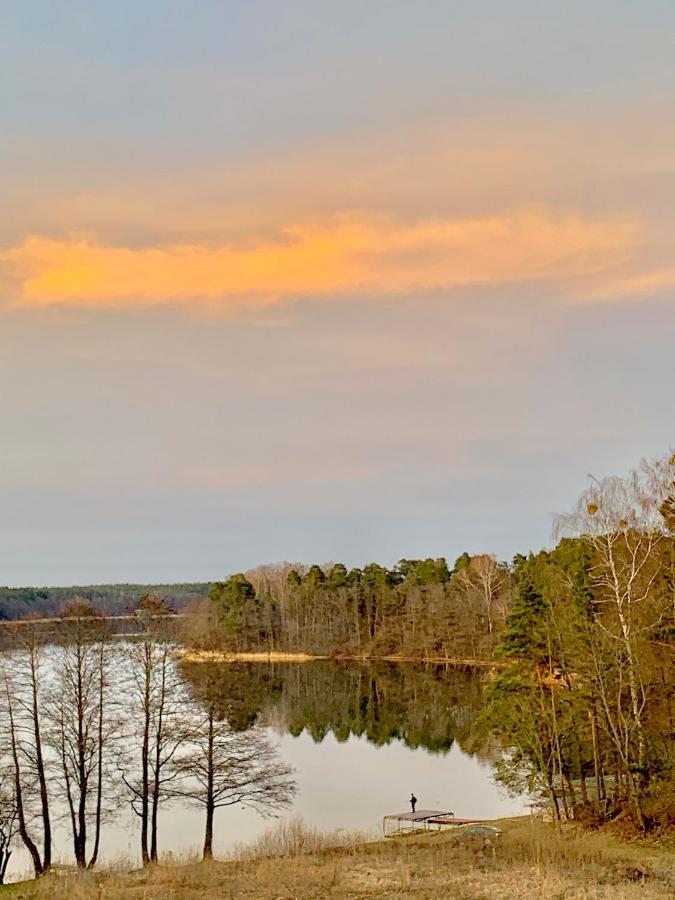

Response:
(382, 810), (494, 837)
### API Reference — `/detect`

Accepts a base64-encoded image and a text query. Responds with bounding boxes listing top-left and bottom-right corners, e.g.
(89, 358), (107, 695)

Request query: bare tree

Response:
(168, 681), (295, 859)
(119, 595), (187, 864)
(0, 620), (52, 876)
(45, 599), (111, 868)
(179, 595), (224, 652)
(456, 554), (508, 638)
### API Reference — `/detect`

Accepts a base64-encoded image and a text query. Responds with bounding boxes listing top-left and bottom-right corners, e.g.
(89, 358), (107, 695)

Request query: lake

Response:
(7, 655), (526, 881)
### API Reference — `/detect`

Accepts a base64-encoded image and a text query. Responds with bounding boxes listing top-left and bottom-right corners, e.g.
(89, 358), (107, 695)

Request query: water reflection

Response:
(179, 660), (494, 758)
(4, 650), (513, 882)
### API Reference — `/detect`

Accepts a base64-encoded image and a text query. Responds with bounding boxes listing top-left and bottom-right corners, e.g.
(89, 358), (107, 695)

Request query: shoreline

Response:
(179, 649), (503, 667)
(6, 815), (672, 898)
(180, 650), (327, 663)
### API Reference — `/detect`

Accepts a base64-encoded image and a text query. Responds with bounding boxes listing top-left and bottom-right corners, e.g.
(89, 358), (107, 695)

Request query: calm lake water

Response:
(8, 656), (526, 881)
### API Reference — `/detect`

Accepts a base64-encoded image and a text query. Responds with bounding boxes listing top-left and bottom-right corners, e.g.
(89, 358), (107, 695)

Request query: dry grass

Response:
(231, 814), (376, 860)
(4, 817), (674, 899)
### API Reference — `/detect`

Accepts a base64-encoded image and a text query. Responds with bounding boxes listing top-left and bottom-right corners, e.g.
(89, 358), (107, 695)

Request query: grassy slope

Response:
(4, 819), (674, 900)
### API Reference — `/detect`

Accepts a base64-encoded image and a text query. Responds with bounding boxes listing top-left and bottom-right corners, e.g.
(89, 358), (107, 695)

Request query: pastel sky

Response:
(2, 1), (674, 586)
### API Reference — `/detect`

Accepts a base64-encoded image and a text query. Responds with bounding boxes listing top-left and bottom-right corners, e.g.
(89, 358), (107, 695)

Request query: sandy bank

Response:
(178, 649), (503, 666)
(179, 650), (328, 663)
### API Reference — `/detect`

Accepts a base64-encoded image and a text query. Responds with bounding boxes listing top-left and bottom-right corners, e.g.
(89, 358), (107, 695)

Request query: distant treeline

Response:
(0, 582), (211, 620)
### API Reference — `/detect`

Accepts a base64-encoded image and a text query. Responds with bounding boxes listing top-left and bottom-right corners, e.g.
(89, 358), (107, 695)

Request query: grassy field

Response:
(3, 817), (674, 899)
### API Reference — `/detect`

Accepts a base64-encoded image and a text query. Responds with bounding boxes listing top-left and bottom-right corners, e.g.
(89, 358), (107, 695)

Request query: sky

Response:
(1, 1), (674, 586)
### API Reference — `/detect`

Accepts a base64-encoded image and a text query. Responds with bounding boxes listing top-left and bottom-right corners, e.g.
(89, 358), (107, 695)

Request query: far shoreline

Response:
(179, 649), (504, 667)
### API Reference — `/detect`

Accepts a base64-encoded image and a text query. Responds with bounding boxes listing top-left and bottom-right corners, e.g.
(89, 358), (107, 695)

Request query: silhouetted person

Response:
(410, 793), (417, 814)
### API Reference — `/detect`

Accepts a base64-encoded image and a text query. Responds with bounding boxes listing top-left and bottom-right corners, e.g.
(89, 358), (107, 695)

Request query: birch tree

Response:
(557, 454), (675, 827)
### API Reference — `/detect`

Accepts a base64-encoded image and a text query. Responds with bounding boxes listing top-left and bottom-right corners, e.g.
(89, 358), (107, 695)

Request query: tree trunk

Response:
(151, 648), (168, 863)
(0, 845), (11, 884)
(141, 656), (151, 866)
(7, 689), (44, 877)
(203, 710), (215, 860)
(76, 648), (88, 868)
(30, 659), (51, 871)
(88, 645), (105, 869)
(203, 801), (214, 860)
(589, 705), (604, 811)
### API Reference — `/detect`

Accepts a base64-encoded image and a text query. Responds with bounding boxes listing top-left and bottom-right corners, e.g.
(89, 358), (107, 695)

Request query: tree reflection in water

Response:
(178, 661), (495, 760)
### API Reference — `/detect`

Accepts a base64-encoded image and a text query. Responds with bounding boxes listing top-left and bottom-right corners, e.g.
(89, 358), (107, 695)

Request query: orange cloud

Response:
(1, 210), (638, 310)
(586, 265), (675, 301)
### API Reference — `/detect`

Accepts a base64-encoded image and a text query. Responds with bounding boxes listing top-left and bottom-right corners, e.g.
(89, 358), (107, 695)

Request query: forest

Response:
(185, 553), (510, 661)
(186, 452), (675, 833)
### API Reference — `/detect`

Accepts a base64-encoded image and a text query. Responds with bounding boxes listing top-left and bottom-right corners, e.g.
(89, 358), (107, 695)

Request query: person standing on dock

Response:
(410, 793), (417, 813)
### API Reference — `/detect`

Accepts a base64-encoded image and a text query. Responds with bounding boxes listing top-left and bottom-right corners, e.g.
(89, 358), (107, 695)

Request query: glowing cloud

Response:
(587, 266), (675, 301)
(1, 210), (638, 310)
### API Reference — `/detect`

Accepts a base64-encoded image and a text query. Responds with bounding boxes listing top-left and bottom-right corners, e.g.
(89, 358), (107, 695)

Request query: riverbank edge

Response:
(179, 649), (505, 667)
